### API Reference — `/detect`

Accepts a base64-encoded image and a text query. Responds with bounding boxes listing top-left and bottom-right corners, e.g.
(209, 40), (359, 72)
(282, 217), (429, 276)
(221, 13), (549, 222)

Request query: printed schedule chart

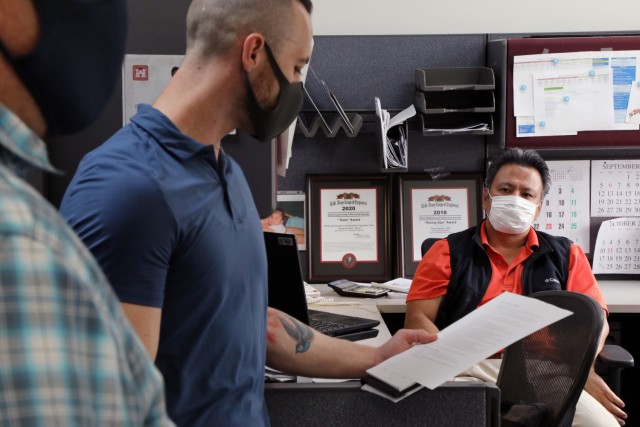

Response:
(533, 160), (591, 253)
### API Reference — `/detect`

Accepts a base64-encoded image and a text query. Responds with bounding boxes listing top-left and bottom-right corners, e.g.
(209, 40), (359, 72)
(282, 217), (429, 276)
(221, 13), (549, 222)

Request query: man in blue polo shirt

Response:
(60, 0), (436, 425)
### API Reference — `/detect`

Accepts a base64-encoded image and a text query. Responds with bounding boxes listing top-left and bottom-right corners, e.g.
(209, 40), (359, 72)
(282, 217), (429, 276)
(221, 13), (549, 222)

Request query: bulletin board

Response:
(505, 35), (640, 148)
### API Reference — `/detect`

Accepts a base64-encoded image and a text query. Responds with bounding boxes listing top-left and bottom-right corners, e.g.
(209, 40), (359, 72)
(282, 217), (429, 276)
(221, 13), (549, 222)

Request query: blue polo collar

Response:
(130, 104), (217, 162)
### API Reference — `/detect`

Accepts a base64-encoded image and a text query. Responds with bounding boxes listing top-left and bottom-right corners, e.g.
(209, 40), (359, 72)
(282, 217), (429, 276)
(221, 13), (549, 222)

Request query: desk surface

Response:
(311, 280), (640, 314)
(598, 280), (640, 313)
(310, 300), (392, 346)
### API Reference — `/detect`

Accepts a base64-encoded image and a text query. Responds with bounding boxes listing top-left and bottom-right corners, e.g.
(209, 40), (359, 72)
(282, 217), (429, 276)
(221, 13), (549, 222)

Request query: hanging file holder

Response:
(376, 98), (415, 173)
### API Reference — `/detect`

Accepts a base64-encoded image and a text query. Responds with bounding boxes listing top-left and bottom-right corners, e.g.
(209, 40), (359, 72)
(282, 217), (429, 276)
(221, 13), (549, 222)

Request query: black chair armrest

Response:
(597, 344), (634, 369)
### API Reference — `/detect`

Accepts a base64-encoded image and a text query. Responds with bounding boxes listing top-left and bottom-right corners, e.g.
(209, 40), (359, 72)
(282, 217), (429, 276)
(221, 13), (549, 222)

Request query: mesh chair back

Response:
(420, 238), (441, 257)
(497, 291), (604, 427)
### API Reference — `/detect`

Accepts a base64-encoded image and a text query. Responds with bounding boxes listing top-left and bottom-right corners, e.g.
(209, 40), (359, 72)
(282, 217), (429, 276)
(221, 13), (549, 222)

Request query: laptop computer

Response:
(263, 232), (380, 341)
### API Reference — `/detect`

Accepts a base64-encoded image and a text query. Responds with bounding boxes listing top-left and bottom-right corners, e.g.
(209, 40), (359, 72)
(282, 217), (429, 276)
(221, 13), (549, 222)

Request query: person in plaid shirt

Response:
(0, 0), (173, 425)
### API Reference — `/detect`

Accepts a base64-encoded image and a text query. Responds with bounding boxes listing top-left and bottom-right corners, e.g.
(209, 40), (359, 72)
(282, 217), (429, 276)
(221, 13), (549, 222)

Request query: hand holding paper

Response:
(364, 292), (572, 397)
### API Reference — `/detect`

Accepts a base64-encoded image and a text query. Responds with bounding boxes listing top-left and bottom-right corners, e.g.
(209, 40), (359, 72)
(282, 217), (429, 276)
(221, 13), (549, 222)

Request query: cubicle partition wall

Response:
(282, 34), (492, 190)
(265, 382), (500, 427)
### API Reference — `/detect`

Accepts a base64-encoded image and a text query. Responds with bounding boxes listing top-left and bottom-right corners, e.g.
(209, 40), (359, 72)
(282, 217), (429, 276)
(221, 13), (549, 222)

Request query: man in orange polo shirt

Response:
(405, 148), (626, 426)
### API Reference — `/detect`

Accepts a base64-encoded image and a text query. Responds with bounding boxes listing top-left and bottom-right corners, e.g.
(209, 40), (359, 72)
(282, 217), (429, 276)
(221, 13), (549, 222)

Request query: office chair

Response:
(420, 237), (440, 260)
(420, 237), (634, 398)
(497, 291), (603, 427)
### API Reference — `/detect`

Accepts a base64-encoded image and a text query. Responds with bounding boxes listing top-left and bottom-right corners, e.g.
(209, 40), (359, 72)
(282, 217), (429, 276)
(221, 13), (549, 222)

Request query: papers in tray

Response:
(363, 292), (572, 401)
(423, 121), (490, 133)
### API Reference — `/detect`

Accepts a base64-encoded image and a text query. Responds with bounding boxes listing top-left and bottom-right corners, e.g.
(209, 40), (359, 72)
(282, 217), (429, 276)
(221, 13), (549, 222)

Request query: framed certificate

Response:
(307, 175), (391, 283)
(398, 174), (483, 278)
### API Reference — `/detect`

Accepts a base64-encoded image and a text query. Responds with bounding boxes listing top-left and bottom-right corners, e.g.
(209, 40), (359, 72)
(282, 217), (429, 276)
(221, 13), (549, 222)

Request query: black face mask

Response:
(0, 0), (127, 137)
(244, 43), (303, 141)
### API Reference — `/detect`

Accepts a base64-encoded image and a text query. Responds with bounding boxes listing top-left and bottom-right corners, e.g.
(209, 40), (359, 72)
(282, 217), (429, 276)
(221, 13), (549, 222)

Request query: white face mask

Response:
(487, 194), (540, 234)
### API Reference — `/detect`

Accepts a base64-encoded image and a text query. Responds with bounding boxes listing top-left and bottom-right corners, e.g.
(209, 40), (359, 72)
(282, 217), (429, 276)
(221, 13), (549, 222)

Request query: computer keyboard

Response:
(309, 318), (350, 335)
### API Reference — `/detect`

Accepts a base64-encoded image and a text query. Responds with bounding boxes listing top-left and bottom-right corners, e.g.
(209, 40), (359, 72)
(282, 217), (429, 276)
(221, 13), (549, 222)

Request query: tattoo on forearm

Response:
(278, 314), (315, 353)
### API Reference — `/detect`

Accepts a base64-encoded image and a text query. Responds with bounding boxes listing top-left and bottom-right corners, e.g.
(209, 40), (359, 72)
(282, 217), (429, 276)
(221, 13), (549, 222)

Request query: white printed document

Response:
(364, 292), (572, 397)
(531, 69), (614, 136)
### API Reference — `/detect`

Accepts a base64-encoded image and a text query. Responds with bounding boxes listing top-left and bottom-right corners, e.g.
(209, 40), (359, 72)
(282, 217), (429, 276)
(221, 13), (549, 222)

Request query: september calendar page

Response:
(591, 160), (640, 217)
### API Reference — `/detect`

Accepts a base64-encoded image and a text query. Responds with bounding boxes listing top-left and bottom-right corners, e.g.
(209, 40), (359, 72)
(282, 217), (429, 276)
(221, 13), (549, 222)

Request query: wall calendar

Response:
(593, 217), (640, 274)
(591, 160), (640, 218)
(532, 160), (591, 253)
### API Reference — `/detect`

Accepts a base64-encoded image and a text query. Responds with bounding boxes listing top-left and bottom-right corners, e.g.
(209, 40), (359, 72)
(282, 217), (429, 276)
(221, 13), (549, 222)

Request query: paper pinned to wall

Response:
(122, 54), (184, 125)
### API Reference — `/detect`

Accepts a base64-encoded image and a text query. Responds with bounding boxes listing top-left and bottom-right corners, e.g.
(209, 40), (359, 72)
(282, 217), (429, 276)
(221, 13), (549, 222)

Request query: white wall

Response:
(312, 0), (640, 35)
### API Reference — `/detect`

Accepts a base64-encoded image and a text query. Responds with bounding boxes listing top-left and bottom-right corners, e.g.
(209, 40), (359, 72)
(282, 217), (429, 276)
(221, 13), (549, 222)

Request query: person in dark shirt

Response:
(60, 0), (436, 425)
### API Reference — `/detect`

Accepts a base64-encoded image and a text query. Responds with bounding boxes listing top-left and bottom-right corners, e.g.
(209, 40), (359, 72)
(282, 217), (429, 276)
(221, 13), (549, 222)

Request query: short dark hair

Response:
(297, 0), (313, 13)
(186, 0), (313, 59)
(485, 148), (551, 198)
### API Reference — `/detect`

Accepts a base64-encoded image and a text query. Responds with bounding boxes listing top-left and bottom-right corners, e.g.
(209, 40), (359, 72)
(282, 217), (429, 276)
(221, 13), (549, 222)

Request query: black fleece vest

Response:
(434, 224), (571, 330)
